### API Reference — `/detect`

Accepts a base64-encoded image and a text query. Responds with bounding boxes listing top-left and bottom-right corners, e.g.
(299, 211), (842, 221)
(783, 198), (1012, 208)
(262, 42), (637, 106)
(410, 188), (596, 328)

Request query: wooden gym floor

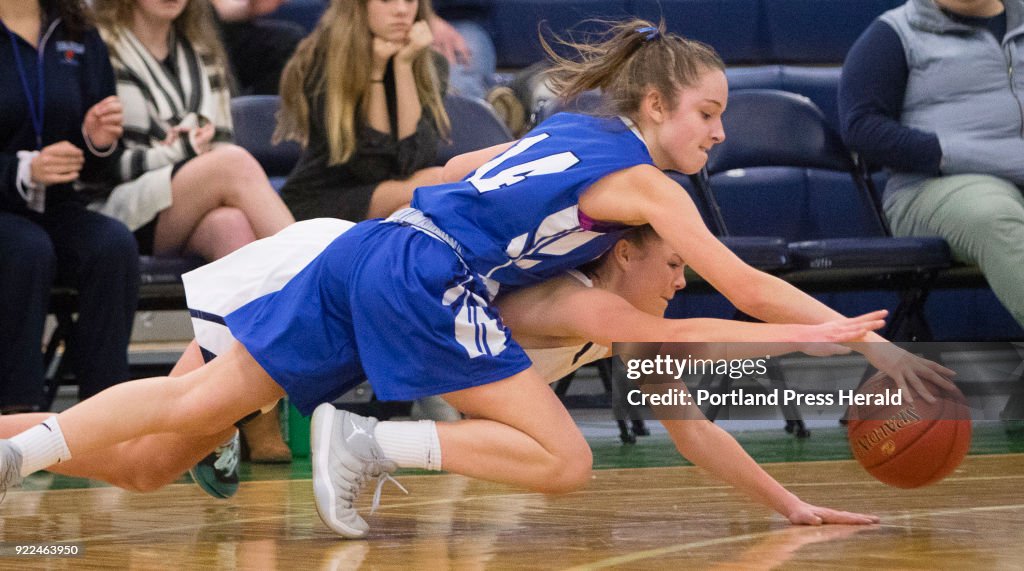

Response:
(3, 446), (1023, 569)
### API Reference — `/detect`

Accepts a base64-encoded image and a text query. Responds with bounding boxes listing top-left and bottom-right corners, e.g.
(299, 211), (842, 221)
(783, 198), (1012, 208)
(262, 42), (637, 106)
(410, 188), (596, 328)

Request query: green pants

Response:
(885, 174), (1024, 327)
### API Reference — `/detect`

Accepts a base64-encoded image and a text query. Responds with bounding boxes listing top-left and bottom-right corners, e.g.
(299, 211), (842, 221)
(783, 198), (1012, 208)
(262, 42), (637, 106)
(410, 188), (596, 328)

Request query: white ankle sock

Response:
(374, 420), (442, 471)
(10, 416), (73, 477)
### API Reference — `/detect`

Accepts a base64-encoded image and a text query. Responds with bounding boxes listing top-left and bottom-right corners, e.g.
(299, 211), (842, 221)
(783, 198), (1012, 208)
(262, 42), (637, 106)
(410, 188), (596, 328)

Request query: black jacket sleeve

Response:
(838, 20), (942, 174)
(76, 29), (123, 190)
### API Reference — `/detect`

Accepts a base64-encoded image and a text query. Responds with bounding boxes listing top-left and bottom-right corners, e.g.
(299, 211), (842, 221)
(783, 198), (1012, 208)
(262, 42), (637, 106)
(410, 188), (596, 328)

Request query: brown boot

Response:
(241, 407), (293, 464)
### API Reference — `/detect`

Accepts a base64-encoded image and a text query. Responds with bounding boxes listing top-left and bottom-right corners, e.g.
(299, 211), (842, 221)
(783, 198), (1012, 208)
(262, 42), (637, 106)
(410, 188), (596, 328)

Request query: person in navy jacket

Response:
(0, 0), (139, 411)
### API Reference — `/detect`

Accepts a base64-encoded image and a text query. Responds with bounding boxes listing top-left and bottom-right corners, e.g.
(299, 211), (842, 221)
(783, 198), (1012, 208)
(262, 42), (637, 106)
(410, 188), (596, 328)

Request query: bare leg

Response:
(4, 343), (217, 488)
(153, 145), (294, 257)
(437, 368), (592, 494)
(52, 343), (285, 463)
(366, 167), (443, 219)
(177, 207), (257, 261)
(0, 412), (233, 491)
(177, 338), (290, 464)
(0, 342), (230, 490)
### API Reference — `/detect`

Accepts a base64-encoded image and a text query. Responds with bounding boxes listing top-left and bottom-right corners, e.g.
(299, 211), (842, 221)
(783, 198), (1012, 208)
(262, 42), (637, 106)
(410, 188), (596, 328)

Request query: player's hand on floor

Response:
(785, 501), (880, 525)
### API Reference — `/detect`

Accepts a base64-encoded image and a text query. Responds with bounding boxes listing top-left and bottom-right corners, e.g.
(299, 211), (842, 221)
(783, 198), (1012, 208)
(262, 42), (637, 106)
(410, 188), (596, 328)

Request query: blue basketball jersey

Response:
(412, 113), (654, 293)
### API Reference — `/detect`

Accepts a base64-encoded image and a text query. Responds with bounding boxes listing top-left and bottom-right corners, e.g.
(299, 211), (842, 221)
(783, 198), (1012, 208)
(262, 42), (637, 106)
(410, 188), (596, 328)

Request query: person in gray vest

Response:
(840, 0), (1024, 422)
(840, 0), (1023, 330)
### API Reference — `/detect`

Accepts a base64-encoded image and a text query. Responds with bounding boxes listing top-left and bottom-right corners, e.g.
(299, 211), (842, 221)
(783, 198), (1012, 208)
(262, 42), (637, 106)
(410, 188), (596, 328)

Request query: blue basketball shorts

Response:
(183, 218), (531, 415)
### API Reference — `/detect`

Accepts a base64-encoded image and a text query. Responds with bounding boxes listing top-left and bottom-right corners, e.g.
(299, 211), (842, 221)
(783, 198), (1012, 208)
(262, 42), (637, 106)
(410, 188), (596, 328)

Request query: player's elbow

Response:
(724, 276), (774, 318)
(441, 156), (469, 183)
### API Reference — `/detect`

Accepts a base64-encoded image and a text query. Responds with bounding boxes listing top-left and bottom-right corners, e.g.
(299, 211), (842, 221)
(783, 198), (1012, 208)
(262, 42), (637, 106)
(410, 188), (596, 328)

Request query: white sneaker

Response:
(311, 404), (405, 538)
(0, 440), (24, 501)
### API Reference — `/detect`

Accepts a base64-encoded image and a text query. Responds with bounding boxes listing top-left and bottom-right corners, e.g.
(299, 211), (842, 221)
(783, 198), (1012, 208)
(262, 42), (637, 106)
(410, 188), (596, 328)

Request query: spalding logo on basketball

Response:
(846, 372), (971, 488)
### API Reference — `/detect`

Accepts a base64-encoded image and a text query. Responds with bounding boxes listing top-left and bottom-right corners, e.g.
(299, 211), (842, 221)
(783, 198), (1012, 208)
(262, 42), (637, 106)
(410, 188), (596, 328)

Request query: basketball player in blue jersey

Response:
(0, 223), (889, 510)
(1, 19), (953, 537)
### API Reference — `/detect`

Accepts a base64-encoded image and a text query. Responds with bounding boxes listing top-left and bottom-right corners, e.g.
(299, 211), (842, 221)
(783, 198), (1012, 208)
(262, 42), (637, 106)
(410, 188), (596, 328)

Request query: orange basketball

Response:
(846, 372), (971, 488)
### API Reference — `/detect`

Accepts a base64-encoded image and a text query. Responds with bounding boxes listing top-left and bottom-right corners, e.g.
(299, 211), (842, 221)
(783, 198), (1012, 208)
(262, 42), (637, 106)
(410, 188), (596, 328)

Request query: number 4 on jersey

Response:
(468, 134), (581, 193)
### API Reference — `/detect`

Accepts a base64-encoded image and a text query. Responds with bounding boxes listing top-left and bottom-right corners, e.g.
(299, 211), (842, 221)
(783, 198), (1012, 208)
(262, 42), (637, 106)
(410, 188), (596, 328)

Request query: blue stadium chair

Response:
(435, 94), (514, 166)
(230, 95), (303, 191)
(726, 66), (844, 133)
(705, 89), (951, 340)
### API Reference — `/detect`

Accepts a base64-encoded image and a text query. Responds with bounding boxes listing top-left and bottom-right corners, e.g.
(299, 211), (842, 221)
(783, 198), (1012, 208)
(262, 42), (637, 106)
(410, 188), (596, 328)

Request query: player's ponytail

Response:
(541, 19), (724, 117)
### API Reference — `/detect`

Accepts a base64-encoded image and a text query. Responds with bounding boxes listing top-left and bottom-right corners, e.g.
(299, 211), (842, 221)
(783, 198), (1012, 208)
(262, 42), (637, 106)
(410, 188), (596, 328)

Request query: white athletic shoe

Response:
(311, 404), (405, 538)
(0, 440), (24, 501)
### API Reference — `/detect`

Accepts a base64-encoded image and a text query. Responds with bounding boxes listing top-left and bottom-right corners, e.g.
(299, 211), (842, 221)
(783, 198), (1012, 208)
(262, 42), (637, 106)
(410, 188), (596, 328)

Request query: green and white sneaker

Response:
(189, 431), (240, 499)
(311, 404), (405, 538)
(0, 440), (24, 501)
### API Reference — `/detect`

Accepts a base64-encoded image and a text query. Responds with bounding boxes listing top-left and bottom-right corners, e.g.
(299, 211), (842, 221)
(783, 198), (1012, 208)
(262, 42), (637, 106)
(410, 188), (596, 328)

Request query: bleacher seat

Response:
(481, 0), (901, 68)
(230, 95), (303, 191)
(435, 94), (514, 166)
(726, 66), (843, 133)
(705, 89), (951, 339)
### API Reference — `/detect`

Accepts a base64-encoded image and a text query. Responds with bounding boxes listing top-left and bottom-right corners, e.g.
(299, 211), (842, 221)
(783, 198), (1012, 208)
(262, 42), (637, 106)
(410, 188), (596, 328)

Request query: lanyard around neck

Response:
(4, 24), (45, 149)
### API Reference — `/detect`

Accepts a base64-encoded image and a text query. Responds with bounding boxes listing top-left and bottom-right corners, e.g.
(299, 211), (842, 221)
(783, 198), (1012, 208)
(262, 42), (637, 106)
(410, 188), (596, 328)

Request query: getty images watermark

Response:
(623, 354), (903, 408)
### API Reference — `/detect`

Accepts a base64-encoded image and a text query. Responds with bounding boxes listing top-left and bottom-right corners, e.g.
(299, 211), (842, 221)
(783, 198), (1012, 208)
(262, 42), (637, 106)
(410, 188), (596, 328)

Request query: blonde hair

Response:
(275, 0), (451, 165)
(579, 224), (660, 277)
(542, 19), (724, 119)
(93, 0), (230, 74)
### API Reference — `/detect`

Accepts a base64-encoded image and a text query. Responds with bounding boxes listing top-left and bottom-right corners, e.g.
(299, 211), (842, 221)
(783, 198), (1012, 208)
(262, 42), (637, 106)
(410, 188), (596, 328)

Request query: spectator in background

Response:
(275, 0), (449, 222)
(430, 0), (526, 134)
(91, 0), (296, 462)
(840, 0), (1024, 422)
(1, 0), (139, 412)
(211, 0), (305, 95)
(430, 0), (494, 99)
(840, 0), (1022, 326)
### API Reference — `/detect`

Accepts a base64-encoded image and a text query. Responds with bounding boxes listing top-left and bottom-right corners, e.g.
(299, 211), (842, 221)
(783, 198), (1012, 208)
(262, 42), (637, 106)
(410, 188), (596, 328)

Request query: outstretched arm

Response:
(441, 141), (515, 182)
(577, 165), (957, 400)
(501, 282), (887, 359)
(661, 413), (879, 525)
(581, 165), (845, 325)
(501, 281), (880, 524)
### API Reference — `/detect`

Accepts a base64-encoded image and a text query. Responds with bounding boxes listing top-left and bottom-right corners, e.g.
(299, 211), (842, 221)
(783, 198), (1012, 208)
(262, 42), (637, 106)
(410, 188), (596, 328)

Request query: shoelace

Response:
(0, 448), (21, 503)
(213, 438), (239, 473)
(370, 472), (408, 514)
(342, 466), (409, 515)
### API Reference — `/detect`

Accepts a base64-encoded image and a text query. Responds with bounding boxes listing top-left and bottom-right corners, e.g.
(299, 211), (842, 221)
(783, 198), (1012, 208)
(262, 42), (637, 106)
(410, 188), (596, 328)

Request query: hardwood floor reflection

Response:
(3, 454), (1022, 569)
